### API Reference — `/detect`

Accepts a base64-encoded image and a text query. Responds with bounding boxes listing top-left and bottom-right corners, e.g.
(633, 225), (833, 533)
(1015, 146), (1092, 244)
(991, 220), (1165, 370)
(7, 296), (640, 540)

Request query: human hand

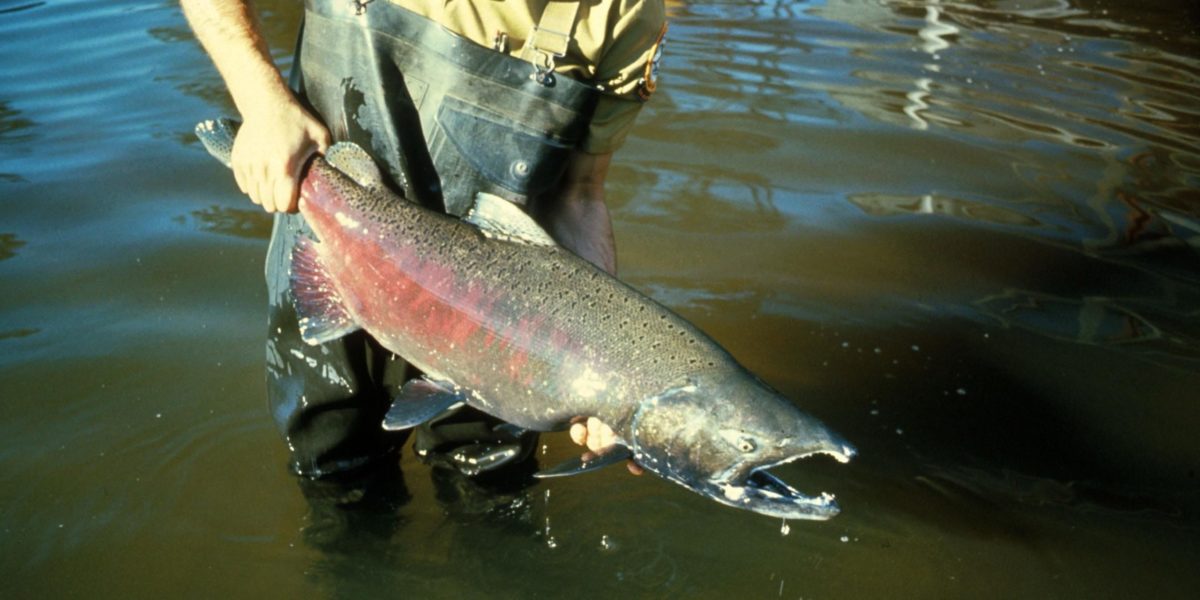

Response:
(569, 416), (644, 476)
(231, 101), (331, 213)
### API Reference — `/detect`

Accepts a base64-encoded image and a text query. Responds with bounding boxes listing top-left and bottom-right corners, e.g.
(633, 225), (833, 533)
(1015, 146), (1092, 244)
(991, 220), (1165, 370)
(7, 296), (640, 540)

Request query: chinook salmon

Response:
(196, 118), (855, 520)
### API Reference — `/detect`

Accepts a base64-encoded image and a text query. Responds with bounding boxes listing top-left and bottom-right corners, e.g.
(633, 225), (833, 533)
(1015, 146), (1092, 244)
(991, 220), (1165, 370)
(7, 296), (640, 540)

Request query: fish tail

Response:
(194, 118), (240, 169)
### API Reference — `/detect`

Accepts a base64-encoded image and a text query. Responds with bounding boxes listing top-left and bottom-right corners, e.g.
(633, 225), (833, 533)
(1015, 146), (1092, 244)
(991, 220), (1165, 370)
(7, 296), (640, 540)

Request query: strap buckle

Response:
(529, 45), (563, 86)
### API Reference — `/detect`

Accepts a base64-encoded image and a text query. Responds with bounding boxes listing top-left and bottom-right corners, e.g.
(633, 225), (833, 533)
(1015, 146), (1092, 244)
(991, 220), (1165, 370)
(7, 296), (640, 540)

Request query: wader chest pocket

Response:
(437, 99), (574, 198)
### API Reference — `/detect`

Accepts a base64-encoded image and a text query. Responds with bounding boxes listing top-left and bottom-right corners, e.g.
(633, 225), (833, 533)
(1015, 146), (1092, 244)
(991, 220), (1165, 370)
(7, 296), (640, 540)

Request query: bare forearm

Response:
(182, 1), (330, 213)
(548, 188), (617, 275)
(180, 0), (294, 119)
(535, 150), (618, 274)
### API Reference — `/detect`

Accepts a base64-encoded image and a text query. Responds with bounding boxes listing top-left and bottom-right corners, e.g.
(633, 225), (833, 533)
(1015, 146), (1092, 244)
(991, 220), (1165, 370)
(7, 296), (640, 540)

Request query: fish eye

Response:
(719, 429), (759, 453)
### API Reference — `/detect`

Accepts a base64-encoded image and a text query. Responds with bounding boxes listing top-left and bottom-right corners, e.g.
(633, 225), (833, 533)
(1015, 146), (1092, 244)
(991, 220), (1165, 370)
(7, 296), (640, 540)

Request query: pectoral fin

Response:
(534, 445), (633, 479)
(382, 378), (467, 431)
(291, 235), (361, 345)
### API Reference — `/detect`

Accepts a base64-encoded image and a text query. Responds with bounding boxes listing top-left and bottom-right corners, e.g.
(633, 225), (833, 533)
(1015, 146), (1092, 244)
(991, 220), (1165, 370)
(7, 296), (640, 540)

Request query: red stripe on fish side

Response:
(338, 238), (552, 384)
(300, 173), (574, 391)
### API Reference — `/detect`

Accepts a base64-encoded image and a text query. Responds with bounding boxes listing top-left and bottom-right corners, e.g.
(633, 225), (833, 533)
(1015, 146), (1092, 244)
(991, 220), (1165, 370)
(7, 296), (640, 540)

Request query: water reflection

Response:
(797, 0), (1200, 288)
(813, 0), (1200, 154)
(0, 99), (35, 182)
(0, 232), (26, 261)
(848, 192), (1041, 226)
(975, 288), (1200, 369)
(917, 465), (1182, 516)
(297, 464), (414, 597)
(177, 204), (274, 240)
(0, 2), (46, 16)
(298, 463), (412, 553)
(904, 0), (959, 130)
(0, 327), (38, 341)
(975, 289), (1161, 345)
(638, 282), (756, 313)
(0, 99), (34, 142)
(298, 461), (551, 597)
(617, 160), (786, 232)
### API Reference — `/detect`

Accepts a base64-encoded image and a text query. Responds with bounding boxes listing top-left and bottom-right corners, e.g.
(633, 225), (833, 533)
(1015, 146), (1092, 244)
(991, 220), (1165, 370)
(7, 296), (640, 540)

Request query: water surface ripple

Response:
(1, 0), (1197, 598)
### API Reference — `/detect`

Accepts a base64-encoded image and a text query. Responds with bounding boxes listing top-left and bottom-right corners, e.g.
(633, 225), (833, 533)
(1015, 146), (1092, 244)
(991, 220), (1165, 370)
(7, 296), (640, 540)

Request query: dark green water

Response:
(2, 0), (1198, 597)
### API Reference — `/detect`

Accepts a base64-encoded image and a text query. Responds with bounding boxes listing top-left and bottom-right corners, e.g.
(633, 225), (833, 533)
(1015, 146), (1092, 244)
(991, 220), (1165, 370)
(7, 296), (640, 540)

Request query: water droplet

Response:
(780, 519), (791, 536)
(840, 535), (850, 543)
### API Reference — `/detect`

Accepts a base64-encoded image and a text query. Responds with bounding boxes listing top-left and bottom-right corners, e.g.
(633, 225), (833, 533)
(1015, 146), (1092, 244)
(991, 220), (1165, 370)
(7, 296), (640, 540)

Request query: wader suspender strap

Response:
(520, 1), (582, 83)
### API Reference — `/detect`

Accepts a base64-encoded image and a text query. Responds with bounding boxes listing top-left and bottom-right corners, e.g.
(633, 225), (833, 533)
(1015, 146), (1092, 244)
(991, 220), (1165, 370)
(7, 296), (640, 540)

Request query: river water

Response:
(2, 0), (1198, 597)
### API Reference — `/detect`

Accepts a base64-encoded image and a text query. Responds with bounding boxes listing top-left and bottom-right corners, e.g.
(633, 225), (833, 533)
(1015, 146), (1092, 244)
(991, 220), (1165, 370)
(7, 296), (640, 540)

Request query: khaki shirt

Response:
(387, 0), (667, 154)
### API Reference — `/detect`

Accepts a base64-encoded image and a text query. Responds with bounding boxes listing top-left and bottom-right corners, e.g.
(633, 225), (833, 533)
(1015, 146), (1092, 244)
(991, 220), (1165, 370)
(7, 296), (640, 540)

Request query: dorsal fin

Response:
(324, 142), (384, 189)
(464, 192), (557, 246)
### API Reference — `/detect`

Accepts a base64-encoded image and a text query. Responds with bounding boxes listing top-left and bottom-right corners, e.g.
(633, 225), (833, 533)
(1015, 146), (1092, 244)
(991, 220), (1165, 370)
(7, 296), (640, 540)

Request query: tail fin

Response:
(194, 118), (240, 169)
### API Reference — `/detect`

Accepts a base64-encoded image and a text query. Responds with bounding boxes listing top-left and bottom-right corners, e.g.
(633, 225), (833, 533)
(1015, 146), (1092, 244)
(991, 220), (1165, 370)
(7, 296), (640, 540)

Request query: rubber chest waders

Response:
(264, 0), (599, 478)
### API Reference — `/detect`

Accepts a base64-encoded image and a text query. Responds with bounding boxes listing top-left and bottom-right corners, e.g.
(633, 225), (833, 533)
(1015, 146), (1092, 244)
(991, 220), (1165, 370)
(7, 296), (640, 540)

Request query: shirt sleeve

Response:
(581, 0), (668, 154)
(581, 96), (643, 154)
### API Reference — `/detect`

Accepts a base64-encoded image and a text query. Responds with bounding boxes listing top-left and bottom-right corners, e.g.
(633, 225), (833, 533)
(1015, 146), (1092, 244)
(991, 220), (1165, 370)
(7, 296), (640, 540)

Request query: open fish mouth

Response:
(713, 447), (854, 521)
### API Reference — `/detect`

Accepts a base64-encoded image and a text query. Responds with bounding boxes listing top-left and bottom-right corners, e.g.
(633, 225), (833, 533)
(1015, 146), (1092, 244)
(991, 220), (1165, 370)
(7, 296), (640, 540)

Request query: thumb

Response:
(312, 126), (332, 155)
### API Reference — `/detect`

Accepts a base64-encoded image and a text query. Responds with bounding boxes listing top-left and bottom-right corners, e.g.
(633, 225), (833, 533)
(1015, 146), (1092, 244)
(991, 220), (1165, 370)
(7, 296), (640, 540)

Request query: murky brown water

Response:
(2, 0), (1198, 597)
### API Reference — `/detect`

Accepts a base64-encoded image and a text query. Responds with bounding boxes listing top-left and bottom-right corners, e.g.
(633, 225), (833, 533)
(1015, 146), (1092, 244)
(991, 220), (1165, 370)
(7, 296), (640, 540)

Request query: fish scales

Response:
(302, 161), (739, 431)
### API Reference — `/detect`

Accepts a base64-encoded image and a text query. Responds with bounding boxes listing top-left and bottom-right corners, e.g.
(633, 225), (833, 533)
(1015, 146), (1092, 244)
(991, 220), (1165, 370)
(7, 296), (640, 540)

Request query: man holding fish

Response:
(182, 0), (667, 481)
